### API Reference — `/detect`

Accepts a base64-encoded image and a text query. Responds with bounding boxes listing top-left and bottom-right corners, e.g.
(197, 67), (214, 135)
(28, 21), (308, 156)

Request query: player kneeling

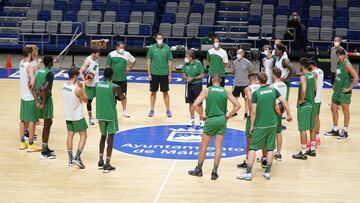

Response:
(62, 68), (88, 169)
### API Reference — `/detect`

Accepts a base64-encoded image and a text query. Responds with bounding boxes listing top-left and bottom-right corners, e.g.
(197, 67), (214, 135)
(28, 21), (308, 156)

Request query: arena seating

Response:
(0, 0), (359, 52)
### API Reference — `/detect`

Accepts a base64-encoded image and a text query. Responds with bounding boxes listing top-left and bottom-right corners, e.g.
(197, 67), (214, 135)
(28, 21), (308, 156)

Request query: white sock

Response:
(343, 127), (349, 132)
(276, 149), (281, 155)
(310, 141), (316, 151)
(301, 145), (307, 154)
(316, 133), (320, 139)
(333, 126), (338, 131)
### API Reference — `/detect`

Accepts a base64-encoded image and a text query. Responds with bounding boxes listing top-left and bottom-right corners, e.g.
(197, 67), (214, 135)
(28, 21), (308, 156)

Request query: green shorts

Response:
(284, 80), (290, 101)
(276, 115), (282, 134)
(332, 93), (351, 105)
(297, 103), (314, 131)
(66, 118), (88, 133)
(203, 116), (226, 135)
(85, 85), (96, 100)
(36, 96), (53, 119)
(314, 102), (321, 116)
(245, 117), (252, 138)
(250, 126), (277, 151)
(20, 99), (38, 122)
(99, 120), (119, 135)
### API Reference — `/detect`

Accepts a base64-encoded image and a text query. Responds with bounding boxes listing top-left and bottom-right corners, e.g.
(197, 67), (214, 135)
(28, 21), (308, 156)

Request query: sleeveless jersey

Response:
(19, 60), (34, 101)
(312, 68), (324, 103)
(205, 86), (227, 118)
(275, 54), (289, 79)
(35, 67), (52, 98)
(271, 81), (287, 103)
(62, 83), (84, 121)
(252, 86), (280, 128)
(298, 72), (315, 105)
(96, 81), (117, 121)
(249, 83), (261, 95)
(335, 59), (353, 94)
(85, 56), (99, 87)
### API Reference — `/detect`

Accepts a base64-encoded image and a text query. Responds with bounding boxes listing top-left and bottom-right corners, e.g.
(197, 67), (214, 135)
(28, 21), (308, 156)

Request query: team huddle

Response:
(18, 35), (358, 178)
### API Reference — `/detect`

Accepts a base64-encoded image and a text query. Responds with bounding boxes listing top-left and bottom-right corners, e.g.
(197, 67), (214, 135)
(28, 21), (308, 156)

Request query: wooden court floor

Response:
(1, 79), (360, 203)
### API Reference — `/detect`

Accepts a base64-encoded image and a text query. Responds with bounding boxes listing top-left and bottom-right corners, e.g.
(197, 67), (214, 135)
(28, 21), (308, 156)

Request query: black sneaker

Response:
(292, 151), (307, 160)
(73, 157), (85, 169)
(98, 160), (104, 169)
(244, 113), (248, 119)
(274, 154), (282, 161)
(188, 167), (203, 177)
(68, 158), (74, 166)
(337, 130), (349, 140)
(306, 150), (316, 157)
(261, 159), (267, 168)
(324, 129), (340, 136)
(24, 129), (37, 141)
(211, 172), (219, 180)
(237, 160), (247, 168)
(103, 164), (116, 173)
(40, 150), (56, 159)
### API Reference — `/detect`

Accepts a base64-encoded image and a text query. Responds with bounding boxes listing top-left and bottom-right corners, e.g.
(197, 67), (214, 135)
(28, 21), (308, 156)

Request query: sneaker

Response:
(122, 111), (131, 118)
(257, 157), (265, 163)
(274, 154), (282, 161)
(199, 121), (204, 128)
(27, 144), (41, 152)
(148, 110), (154, 117)
(68, 158), (74, 166)
(244, 113), (248, 120)
(103, 164), (116, 173)
(187, 119), (195, 127)
(98, 160), (104, 169)
(324, 129), (340, 136)
(166, 110), (172, 118)
(337, 130), (349, 140)
(261, 159), (267, 168)
(24, 131), (37, 141)
(237, 173), (252, 181)
(46, 146), (55, 154)
(281, 125), (287, 130)
(40, 150), (56, 159)
(306, 149), (316, 157)
(211, 172), (219, 180)
(263, 172), (271, 180)
(73, 157), (85, 169)
(188, 167), (203, 177)
(237, 160), (247, 168)
(89, 117), (95, 125)
(292, 151), (307, 160)
(316, 137), (321, 146)
(19, 142), (28, 150)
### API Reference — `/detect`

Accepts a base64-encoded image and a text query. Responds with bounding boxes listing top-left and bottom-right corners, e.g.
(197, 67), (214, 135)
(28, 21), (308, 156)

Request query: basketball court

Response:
(1, 64), (360, 203)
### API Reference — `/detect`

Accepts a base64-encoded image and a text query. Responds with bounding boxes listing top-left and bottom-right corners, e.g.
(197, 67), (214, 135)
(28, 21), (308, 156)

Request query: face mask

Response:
(293, 16), (298, 20)
(184, 57), (190, 63)
(237, 54), (242, 60)
(157, 39), (163, 46)
(263, 50), (269, 56)
(117, 48), (124, 54)
(214, 42), (220, 49)
(274, 45), (276, 49)
(334, 41), (340, 47)
(208, 38), (212, 41)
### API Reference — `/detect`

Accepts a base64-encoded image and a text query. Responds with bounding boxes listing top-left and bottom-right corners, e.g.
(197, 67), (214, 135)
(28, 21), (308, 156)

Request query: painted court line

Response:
(153, 161), (177, 203)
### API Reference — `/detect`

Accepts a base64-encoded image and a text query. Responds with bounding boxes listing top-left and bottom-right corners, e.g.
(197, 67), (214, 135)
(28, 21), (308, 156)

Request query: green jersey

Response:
(252, 86), (280, 128)
(206, 86), (227, 118)
(96, 81), (117, 121)
(298, 72), (315, 105)
(335, 59), (353, 94)
(106, 50), (136, 82)
(207, 48), (229, 77)
(183, 59), (204, 84)
(146, 44), (173, 75)
(35, 67), (54, 102)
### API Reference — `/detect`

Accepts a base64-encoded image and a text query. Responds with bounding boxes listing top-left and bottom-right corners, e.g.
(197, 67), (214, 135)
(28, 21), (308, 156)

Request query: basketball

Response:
(275, 101), (285, 115)
(84, 71), (95, 81)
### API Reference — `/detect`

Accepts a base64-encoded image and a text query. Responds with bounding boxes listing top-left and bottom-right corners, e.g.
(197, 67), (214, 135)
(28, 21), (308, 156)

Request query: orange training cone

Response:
(5, 54), (12, 69)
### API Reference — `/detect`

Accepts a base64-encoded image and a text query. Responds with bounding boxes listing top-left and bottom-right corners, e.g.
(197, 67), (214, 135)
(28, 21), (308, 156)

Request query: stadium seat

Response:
(51, 10), (63, 21)
(64, 10), (77, 22)
(191, 4), (204, 13)
(81, 1), (92, 11)
(77, 10), (89, 22)
(143, 12), (155, 25)
(162, 13), (176, 24)
(178, 2), (191, 13)
(43, 0), (54, 11)
(60, 21), (73, 34)
(320, 28), (333, 41)
(172, 23), (185, 37)
(85, 21), (98, 35)
(159, 23), (172, 37)
(113, 22), (126, 35)
(38, 11), (50, 21)
(262, 4), (274, 16)
(104, 11), (116, 23)
(26, 10), (38, 21)
(309, 6), (321, 18)
(89, 11), (102, 22)
(130, 11), (143, 23)
(20, 20), (33, 33)
(250, 4), (262, 16)
(189, 13), (202, 24)
(176, 12), (188, 24)
(187, 23), (199, 37)
(204, 3), (216, 13)
(202, 13), (215, 25)
(127, 23), (140, 35)
(321, 16), (333, 28)
(247, 25), (260, 39)
(307, 27), (320, 41)
(100, 22), (113, 35)
(46, 20), (58, 34)
(166, 2), (178, 13)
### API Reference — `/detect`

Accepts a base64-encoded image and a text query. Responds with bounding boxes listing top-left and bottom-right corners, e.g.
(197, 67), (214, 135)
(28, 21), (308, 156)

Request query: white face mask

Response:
(117, 48), (124, 54)
(214, 42), (220, 49)
(184, 57), (190, 63)
(157, 39), (163, 46)
(263, 50), (269, 56)
(334, 41), (340, 47)
(274, 45), (277, 49)
(237, 54), (242, 60)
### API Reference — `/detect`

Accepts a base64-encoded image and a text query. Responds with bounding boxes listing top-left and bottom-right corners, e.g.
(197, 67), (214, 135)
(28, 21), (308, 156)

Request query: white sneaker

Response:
(263, 172), (271, 180)
(187, 119), (195, 127)
(199, 121), (204, 128)
(122, 111), (131, 118)
(237, 173), (252, 181)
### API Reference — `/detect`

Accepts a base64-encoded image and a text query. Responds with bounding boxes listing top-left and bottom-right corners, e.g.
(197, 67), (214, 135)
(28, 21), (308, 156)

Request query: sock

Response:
(75, 148), (82, 159)
(106, 157), (111, 165)
(29, 139), (34, 145)
(276, 149), (281, 155)
(265, 163), (272, 173)
(316, 133), (320, 139)
(344, 127), (349, 132)
(310, 141), (316, 151)
(196, 160), (203, 170)
(88, 111), (93, 119)
(212, 163), (219, 173)
(99, 153), (104, 162)
(68, 150), (73, 160)
(301, 144), (307, 154)
(20, 136), (25, 143)
(246, 165), (253, 173)
(42, 143), (48, 152)
(333, 125), (338, 131)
